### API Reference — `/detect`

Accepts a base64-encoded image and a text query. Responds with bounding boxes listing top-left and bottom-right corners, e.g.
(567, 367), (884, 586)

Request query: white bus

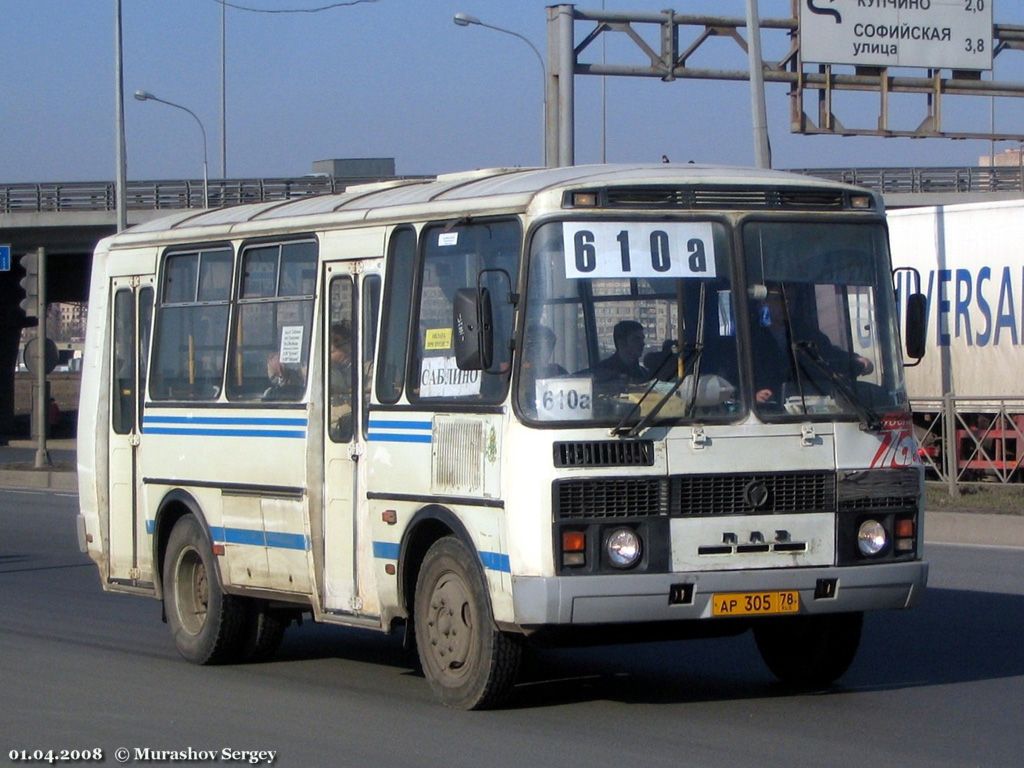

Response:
(77, 164), (928, 709)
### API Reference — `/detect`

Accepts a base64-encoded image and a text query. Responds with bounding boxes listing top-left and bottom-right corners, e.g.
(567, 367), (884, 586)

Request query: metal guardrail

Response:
(0, 177), (345, 214)
(3, 167), (1024, 215)
(790, 166), (1024, 195)
(913, 396), (1024, 490)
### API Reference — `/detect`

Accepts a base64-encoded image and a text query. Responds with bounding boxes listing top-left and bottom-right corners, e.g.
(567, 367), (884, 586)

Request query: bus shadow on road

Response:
(266, 586), (1024, 708)
(508, 586), (1024, 707)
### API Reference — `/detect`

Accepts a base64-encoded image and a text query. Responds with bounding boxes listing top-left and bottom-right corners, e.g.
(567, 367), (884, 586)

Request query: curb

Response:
(924, 510), (1024, 549)
(0, 468), (78, 493)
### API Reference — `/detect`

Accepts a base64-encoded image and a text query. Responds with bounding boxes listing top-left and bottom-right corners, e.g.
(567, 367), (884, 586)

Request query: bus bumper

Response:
(511, 560), (928, 627)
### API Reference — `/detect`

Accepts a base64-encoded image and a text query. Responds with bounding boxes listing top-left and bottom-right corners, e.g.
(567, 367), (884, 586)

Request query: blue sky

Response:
(3, 0), (1024, 183)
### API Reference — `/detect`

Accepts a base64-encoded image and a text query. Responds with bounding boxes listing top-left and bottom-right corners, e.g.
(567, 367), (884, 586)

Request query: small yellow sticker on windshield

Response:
(425, 328), (453, 350)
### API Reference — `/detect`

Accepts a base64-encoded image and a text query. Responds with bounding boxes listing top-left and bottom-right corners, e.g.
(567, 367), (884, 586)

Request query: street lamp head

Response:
(453, 12), (480, 27)
(134, 90), (154, 102)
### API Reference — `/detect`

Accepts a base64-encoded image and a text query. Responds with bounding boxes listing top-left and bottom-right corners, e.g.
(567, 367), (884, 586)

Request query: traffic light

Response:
(19, 250), (41, 322)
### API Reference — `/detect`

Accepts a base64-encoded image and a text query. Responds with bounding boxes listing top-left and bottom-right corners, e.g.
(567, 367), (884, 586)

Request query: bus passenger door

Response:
(107, 277), (154, 585)
(322, 261), (382, 614)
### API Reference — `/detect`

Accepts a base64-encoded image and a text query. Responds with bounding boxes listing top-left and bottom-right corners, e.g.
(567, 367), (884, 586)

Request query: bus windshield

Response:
(517, 218), (908, 428)
(743, 220), (908, 423)
(517, 219), (740, 425)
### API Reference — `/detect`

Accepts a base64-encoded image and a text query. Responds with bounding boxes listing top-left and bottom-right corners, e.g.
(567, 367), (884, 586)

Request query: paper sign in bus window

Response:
(535, 377), (593, 421)
(420, 355), (481, 397)
(425, 327), (453, 351)
(279, 326), (304, 364)
(562, 221), (717, 280)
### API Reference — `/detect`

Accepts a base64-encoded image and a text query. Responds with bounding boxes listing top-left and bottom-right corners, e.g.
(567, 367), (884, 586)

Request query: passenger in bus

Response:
(329, 321), (354, 440)
(752, 288), (873, 406)
(590, 320), (651, 387)
(263, 351), (304, 400)
(520, 323), (568, 412)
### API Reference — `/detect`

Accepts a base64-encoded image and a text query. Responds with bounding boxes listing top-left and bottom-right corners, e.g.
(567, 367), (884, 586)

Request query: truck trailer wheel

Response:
(414, 536), (522, 710)
(163, 515), (246, 665)
(754, 611), (863, 688)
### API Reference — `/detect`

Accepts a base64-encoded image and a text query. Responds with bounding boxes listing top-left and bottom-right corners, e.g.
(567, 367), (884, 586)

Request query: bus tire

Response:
(239, 601), (288, 662)
(163, 515), (246, 665)
(414, 536), (521, 710)
(753, 611), (863, 688)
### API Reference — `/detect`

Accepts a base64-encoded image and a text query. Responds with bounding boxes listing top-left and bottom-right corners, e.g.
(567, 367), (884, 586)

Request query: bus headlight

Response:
(857, 519), (888, 556)
(606, 528), (642, 569)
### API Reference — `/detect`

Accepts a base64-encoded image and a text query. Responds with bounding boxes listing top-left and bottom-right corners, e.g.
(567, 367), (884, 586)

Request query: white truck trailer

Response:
(887, 200), (1024, 483)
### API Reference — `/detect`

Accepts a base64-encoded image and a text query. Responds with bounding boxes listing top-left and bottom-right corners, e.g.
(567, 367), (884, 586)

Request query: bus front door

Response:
(322, 260), (382, 615)
(107, 277), (154, 585)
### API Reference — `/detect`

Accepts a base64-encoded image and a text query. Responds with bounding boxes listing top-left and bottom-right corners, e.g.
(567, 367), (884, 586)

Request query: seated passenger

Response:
(590, 320), (651, 387)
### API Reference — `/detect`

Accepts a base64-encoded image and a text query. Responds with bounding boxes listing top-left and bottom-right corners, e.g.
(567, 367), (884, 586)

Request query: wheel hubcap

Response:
(174, 546), (208, 635)
(425, 572), (474, 676)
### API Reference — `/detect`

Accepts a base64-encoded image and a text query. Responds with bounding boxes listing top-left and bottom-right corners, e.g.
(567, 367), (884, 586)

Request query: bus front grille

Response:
(554, 471), (836, 519)
(553, 440), (655, 468)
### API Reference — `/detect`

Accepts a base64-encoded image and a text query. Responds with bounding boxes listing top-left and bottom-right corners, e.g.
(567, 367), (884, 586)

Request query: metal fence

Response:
(789, 166), (1024, 195)
(0, 177), (345, 214)
(4, 166), (1024, 215)
(913, 395), (1024, 492)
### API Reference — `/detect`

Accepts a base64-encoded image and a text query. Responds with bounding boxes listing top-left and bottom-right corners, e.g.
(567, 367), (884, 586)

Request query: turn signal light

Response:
(895, 517), (916, 552)
(562, 530), (586, 567)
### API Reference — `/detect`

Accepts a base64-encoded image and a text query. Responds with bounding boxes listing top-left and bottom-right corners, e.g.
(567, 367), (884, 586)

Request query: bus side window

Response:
(327, 276), (354, 442)
(112, 289), (135, 434)
(362, 274), (381, 435)
(227, 241), (317, 402)
(376, 228), (416, 404)
(150, 248), (232, 401)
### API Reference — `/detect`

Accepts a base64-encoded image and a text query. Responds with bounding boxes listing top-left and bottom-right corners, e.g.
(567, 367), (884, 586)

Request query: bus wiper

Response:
(610, 341), (703, 438)
(793, 340), (882, 431)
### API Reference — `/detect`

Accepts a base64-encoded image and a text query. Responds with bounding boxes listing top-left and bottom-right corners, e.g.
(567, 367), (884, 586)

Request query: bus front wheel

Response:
(163, 515), (246, 665)
(753, 611), (863, 688)
(413, 537), (522, 710)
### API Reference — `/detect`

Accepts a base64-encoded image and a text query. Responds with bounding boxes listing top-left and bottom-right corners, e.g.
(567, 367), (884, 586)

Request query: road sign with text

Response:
(0, 244), (10, 272)
(800, 0), (993, 71)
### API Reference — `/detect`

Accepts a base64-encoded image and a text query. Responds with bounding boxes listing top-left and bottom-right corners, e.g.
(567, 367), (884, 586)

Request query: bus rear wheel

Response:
(163, 515), (246, 665)
(414, 537), (522, 710)
(753, 611), (863, 689)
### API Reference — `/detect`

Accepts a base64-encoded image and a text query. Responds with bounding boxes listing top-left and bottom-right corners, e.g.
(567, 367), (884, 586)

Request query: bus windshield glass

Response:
(743, 220), (908, 422)
(517, 219), (740, 425)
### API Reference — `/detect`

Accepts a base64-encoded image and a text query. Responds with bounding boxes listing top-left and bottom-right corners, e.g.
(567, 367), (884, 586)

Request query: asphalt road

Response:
(1, 489), (1022, 768)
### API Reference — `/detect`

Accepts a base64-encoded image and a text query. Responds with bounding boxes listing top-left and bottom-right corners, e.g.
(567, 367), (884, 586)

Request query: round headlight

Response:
(857, 519), (888, 556)
(606, 528), (642, 569)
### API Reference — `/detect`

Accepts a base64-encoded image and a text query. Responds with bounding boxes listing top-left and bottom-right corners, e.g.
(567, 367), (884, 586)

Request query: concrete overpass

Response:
(3, 166), (1024, 434)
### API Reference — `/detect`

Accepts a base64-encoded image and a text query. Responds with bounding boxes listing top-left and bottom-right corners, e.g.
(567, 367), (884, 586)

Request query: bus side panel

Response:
(367, 500), (514, 625)
(139, 409), (312, 596)
(77, 243), (114, 576)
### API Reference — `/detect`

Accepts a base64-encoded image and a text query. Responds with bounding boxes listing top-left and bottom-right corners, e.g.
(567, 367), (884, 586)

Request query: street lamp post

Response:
(453, 12), (548, 167)
(134, 89), (210, 208)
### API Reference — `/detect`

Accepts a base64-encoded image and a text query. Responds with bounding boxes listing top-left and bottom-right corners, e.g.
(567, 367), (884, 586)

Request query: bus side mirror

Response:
(905, 292), (927, 363)
(453, 287), (493, 370)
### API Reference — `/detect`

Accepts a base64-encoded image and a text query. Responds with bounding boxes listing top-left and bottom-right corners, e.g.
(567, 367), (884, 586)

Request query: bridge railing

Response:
(4, 167), (1024, 215)
(0, 177), (343, 214)
(789, 166), (1024, 194)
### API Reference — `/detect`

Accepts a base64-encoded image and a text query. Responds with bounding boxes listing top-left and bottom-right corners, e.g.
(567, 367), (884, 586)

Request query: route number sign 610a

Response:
(562, 222), (717, 280)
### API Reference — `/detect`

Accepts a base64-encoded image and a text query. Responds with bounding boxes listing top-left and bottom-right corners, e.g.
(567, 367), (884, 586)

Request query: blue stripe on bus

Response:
(143, 427), (306, 438)
(371, 541), (510, 573)
(373, 541), (401, 560)
(210, 526), (309, 551)
(367, 433), (432, 443)
(479, 551), (512, 573)
(144, 415), (308, 427)
(367, 420), (432, 431)
(145, 519), (156, 535)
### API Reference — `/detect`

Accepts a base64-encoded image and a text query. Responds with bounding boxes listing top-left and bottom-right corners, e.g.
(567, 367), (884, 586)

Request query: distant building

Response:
(979, 148), (1024, 167)
(311, 157), (397, 180)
